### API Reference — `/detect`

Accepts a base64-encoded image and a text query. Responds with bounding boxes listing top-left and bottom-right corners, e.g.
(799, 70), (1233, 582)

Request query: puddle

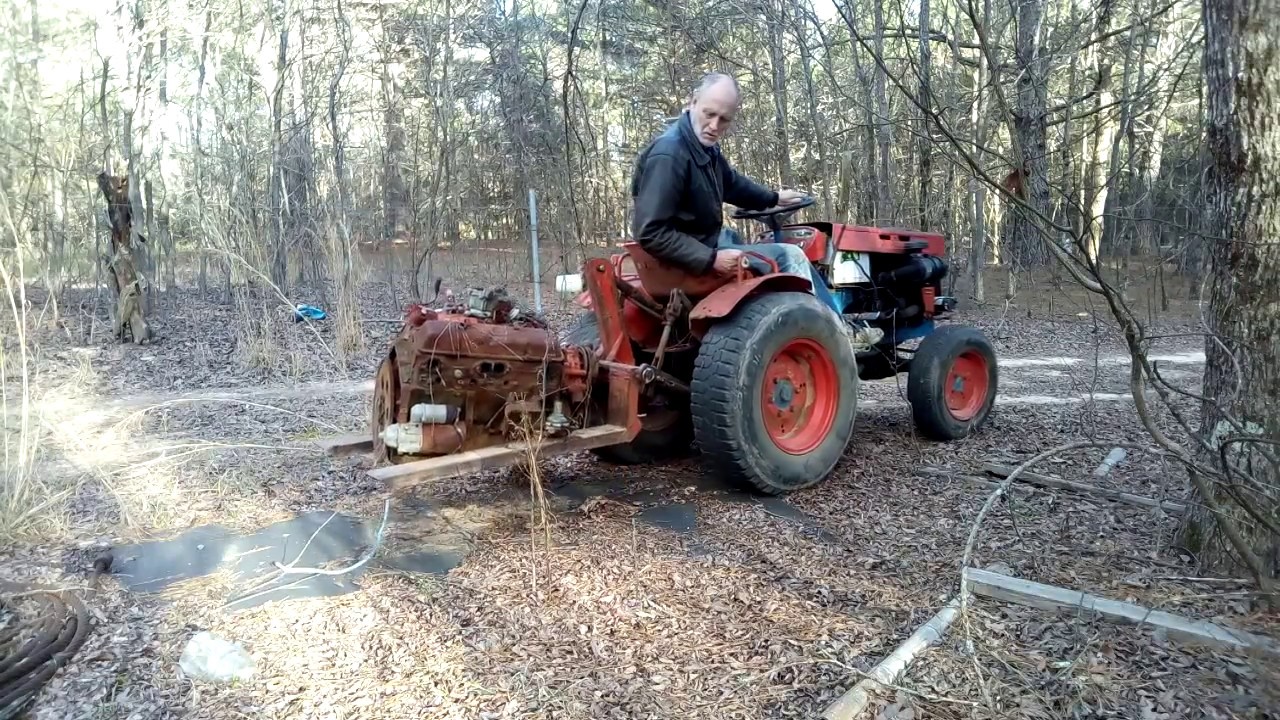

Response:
(109, 507), (468, 611)
(637, 503), (698, 534)
(103, 464), (838, 611)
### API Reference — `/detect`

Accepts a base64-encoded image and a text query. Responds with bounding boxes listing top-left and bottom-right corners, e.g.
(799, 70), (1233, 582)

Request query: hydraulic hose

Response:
(0, 554), (104, 719)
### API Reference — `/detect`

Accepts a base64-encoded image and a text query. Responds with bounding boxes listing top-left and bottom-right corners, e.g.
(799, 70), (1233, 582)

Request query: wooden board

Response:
(822, 594), (964, 720)
(369, 424), (632, 491)
(963, 567), (1280, 655)
(314, 432), (373, 456)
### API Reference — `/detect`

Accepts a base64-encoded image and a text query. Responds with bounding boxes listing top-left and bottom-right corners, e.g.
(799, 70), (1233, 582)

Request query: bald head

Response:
(693, 72), (741, 100)
(687, 72), (741, 146)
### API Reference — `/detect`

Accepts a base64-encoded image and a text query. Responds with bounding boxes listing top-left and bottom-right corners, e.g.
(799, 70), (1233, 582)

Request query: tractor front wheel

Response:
(690, 292), (859, 495)
(906, 324), (998, 440)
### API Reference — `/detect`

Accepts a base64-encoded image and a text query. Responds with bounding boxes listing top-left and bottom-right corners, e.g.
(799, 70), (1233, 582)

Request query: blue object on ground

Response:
(294, 304), (327, 322)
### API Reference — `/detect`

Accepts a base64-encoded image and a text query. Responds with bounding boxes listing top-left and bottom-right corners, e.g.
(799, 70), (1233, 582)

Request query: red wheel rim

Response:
(945, 350), (989, 421)
(760, 338), (840, 455)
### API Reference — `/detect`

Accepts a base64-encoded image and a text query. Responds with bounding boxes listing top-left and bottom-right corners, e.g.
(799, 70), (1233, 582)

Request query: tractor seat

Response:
(620, 241), (736, 300)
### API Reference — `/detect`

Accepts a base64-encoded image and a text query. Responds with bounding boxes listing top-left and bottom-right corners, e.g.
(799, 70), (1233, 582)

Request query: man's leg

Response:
(714, 228), (888, 348)
(717, 227), (746, 248)
(740, 242), (843, 315)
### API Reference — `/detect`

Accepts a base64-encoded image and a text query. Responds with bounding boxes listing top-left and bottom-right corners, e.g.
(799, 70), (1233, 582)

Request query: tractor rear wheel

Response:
(690, 292), (858, 495)
(563, 312), (694, 465)
(906, 324), (998, 440)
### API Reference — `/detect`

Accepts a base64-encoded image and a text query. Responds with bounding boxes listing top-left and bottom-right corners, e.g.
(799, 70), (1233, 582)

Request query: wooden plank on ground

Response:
(370, 424), (631, 491)
(963, 567), (1280, 655)
(822, 594), (964, 720)
(983, 462), (1187, 515)
(314, 432), (373, 456)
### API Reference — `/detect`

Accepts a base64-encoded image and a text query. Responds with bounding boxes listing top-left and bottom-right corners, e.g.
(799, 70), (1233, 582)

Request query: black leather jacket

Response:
(629, 111), (779, 275)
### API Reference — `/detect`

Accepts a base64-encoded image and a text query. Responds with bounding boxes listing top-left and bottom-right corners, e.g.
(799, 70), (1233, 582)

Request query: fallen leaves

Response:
(6, 278), (1275, 719)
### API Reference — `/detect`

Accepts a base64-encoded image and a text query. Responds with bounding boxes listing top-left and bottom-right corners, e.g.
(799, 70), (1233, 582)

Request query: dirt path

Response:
(20, 349), (1205, 422)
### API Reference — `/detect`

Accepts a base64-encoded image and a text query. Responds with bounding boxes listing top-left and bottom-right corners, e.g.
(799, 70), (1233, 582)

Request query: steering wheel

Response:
(729, 194), (817, 242)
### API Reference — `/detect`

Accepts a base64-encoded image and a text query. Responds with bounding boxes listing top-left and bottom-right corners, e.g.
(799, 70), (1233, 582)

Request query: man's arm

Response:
(632, 151), (718, 275)
(722, 162), (779, 211)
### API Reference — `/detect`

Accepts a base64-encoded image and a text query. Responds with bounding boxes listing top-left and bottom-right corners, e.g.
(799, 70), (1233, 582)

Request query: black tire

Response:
(690, 291), (859, 495)
(906, 324), (998, 440)
(370, 352), (402, 465)
(562, 312), (694, 465)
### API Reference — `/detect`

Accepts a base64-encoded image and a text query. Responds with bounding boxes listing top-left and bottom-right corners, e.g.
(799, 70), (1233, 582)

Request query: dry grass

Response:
(0, 207), (92, 543)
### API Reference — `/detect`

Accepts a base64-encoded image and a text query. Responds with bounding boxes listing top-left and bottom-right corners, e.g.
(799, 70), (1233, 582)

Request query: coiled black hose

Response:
(0, 556), (102, 720)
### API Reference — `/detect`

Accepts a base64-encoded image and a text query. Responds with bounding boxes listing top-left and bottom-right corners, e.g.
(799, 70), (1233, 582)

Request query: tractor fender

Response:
(688, 273), (813, 336)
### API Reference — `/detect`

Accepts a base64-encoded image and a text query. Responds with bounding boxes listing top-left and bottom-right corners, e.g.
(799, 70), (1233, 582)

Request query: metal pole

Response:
(528, 188), (542, 314)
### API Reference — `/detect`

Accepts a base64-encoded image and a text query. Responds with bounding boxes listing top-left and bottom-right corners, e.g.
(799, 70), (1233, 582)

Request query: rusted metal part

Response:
(560, 346), (592, 400)
(354, 263), (647, 488)
(599, 360), (691, 395)
(652, 289), (691, 370)
(387, 311), (568, 452)
(585, 259), (642, 435)
(419, 423), (466, 454)
(613, 275), (664, 318)
(362, 271), (647, 471)
(365, 290), (582, 461)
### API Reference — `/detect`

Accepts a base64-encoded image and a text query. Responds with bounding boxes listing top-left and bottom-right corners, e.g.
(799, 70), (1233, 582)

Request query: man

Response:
(629, 72), (843, 316)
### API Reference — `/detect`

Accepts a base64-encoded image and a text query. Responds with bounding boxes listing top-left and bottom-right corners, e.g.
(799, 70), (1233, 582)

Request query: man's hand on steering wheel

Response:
(776, 188), (806, 207)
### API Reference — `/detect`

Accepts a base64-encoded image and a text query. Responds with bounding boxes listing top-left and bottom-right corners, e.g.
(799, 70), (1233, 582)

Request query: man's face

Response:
(688, 82), (738, 147)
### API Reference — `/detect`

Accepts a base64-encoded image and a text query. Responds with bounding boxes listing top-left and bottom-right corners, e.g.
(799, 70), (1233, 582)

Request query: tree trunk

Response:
(96, 172), (153, 344)
(381, 6), (409, 245)
(1084, 0), (1116, 264)
(766, 0), (791, 186)
(794, 17), (833, 218)
(1135, 16), (1178, 254)
(1004, 0), (1051, 269)
(1178, 0), (1280, 583)
(968, 0), (992, 302)
(917, 0), (932, 229)
(871, 0), (894, 223)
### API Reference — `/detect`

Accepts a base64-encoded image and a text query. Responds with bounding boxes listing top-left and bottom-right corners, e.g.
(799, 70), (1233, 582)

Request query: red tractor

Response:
(355, 197), (998, 496)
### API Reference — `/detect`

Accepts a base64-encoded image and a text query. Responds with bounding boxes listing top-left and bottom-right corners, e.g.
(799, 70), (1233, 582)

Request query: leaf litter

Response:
(882, 599), (1279, 720)
(3, 277), (1274, 718)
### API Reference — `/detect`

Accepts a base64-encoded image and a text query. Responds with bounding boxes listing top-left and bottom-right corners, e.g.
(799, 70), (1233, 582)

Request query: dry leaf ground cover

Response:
(883, 600), (1280, 719)
(3, 263), (1275, 719)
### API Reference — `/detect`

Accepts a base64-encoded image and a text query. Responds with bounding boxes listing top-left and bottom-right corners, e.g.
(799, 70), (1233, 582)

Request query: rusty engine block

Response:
(374, 287), (597, 461)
